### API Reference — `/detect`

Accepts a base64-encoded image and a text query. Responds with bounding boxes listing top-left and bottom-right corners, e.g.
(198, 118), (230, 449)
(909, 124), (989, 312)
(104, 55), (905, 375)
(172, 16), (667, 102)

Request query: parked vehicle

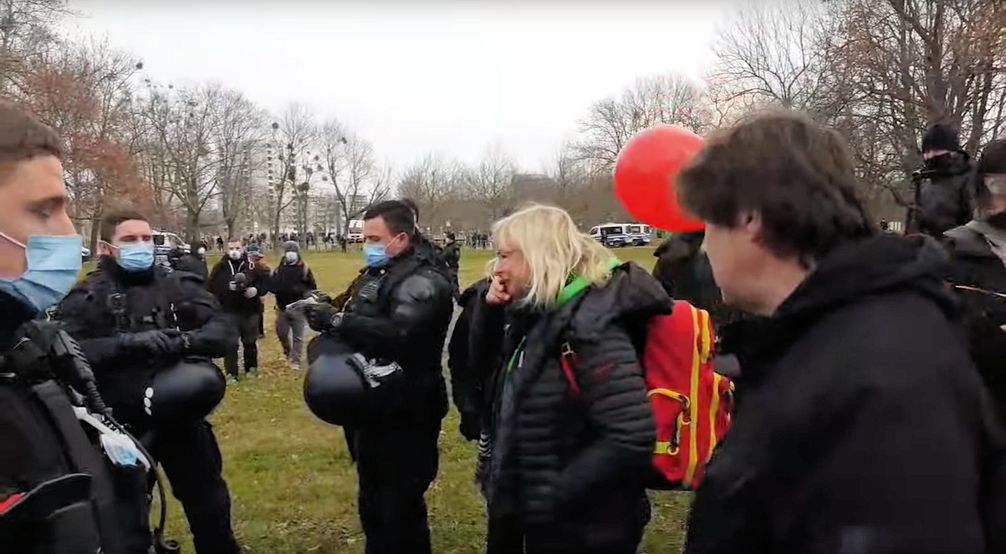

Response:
(625, 223), (652, 246)
(588, 223), (650, 247)
(347, 220), (364, 243)
(152, 231), (190, 268)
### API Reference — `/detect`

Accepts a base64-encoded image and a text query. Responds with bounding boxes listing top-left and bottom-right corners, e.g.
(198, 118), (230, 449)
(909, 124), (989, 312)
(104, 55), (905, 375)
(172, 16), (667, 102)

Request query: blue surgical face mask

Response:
(285, 251), (299, 264)
(0, 231), (82, 313)
(363, 243), (389, 267)
(115, 241), (155, 272)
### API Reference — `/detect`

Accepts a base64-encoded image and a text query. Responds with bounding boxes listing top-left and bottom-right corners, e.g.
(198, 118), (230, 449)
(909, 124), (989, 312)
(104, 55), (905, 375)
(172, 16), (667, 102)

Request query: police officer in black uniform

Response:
(944, 138), (1006, 420)
(0, 101), (152, 553)
(56, 209), (242, 554)
(306, 200), (454, 554)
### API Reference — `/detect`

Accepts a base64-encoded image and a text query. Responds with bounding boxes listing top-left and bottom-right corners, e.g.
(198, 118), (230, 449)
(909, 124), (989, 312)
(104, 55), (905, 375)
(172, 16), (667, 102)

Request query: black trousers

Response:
(148, 421), (240, 554)
(224, 313), (260, 377)
(353, 411), (442, 554)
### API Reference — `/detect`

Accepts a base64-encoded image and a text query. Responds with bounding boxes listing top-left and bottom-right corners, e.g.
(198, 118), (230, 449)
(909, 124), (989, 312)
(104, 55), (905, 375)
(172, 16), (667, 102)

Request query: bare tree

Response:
(465, 144), (516, 221)
(264, 103), (317, 248)
(574, 74), (707, 172)
(137, 82), (230, 242)
(22, 39), (147, 249)
(0, 0), (71, 95)
(397, 153), (463, 227)
(710, 0), (838, 117)
(213, 89), (265, 240)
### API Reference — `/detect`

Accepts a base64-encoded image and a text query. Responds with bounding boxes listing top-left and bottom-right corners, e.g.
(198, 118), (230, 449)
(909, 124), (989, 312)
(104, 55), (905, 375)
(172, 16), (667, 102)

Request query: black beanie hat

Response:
(921, 123), (961, 153)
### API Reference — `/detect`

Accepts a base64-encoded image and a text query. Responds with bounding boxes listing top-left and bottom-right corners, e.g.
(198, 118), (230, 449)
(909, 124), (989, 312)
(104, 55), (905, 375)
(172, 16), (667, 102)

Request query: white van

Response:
(152, 231), (190, 267)
(588, 223), (651, 247)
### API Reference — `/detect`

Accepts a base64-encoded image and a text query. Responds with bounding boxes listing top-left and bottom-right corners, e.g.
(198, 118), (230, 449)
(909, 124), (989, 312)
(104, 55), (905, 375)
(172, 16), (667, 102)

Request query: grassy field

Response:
(152, 246), (691, 553)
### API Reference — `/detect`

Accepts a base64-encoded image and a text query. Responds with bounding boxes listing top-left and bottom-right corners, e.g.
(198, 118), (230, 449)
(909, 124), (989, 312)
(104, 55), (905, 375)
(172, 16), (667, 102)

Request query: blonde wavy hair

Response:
(490, 203), (615, 307)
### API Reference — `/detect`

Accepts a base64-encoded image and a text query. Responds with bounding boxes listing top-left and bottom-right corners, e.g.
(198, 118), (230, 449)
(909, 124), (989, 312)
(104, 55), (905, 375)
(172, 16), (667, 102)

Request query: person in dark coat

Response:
(677, 109), (1006, 554)
(57, 210), (240, 554)
(470, 204), (658, 554)
(448, 278), (492, 442)
(208, 240), (269, 381)
(443, 231), (461, 300)
(906, 122), (974, 237)
(267, 240), (317, 371)
(943, 138), (1006, 420)
(305, 201), (454, 554)
(0, 102), (154, 554)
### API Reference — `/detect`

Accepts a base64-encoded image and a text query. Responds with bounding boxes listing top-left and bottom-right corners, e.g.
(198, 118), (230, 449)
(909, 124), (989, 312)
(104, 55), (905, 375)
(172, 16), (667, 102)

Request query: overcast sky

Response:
(63, 1), (731, 171)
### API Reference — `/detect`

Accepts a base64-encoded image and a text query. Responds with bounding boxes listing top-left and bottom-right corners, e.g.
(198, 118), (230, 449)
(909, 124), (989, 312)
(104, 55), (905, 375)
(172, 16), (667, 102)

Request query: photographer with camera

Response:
(209, 239), (269, 382)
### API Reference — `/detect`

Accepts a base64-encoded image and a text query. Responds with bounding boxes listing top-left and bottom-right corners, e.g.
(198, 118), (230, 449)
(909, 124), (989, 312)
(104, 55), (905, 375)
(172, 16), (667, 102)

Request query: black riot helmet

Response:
(303, 334), (405, 426)
(143, 358), (225, 425)
(304, 336), (368, 426)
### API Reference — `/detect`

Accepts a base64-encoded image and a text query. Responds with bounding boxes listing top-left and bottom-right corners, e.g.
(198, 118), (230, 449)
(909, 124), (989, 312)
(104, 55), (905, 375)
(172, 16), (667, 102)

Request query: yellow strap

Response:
(685, 305), (701, 487)
(648, 388), (687, 404)
(710, 373), (723, 456)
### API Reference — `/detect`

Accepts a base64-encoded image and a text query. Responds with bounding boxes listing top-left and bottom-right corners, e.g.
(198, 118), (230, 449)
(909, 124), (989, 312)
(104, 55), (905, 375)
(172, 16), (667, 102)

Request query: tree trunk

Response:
(186, 211), (200, 245)
(89, 213), (102, 256)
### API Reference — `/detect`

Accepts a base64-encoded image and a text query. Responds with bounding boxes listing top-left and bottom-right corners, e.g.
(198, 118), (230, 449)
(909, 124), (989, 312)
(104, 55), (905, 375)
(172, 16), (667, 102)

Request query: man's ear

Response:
(741, 211), (763, 243)
(97, 240), (116, 257)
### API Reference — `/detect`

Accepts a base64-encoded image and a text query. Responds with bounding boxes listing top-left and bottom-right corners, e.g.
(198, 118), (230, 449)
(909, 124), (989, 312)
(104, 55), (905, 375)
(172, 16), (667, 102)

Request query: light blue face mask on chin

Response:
(0, 231), (82, 314)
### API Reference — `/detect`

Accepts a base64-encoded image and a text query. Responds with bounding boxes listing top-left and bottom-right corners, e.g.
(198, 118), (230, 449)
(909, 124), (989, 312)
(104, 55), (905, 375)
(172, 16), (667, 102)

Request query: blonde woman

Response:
(469, 204), (667, 554)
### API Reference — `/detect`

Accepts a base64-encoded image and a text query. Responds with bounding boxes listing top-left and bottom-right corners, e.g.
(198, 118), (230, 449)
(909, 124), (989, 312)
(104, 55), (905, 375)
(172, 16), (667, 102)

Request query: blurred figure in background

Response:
(443, 231), (461, 300)
(906, 122), (974, 237)
(678, 109), (1005, 554)
(268, 241), (317, 371)
(471, 204), (659, 554)
(167, 244), (208, 281)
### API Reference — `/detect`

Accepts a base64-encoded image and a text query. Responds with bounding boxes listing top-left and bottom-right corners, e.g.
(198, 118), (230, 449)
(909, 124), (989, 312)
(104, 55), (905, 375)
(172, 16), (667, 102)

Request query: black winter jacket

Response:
(685, 235), (1006, 554)
(448, 278), (491, 440)
(57, 258), (235, 426)
(268, 261), (317, 310)
(944, 222), (1006, 420)
(333, 247), (454, 417)
(471, 263), (663, 551)
(207, 256), (269, 315)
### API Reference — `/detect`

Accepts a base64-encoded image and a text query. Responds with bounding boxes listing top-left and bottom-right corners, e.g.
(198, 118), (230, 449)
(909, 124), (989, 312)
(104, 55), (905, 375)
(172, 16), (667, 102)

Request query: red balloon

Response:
(614, 124), (705, 232)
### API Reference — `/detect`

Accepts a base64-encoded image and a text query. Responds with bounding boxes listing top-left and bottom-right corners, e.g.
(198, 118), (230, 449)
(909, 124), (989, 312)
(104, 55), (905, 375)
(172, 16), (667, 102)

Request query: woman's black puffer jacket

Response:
(471, 262), (666, 552)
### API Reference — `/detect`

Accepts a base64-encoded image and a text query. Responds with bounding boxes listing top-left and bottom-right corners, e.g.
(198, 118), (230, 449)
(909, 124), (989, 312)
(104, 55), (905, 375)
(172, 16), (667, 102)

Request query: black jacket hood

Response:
(570, 261), (672, 338)
(721, 235), (955, 369)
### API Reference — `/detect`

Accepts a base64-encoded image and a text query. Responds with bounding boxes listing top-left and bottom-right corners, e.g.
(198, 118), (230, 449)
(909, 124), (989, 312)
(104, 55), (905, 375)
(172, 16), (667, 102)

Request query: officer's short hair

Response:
(100, 209), (149, 242)
(0, 100), (63, 183)
(364, 200), (416, 237)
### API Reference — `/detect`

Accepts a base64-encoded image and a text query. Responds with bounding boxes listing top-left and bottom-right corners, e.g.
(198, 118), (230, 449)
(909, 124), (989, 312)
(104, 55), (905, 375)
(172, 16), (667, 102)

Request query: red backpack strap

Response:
(559, 341), (582, 398)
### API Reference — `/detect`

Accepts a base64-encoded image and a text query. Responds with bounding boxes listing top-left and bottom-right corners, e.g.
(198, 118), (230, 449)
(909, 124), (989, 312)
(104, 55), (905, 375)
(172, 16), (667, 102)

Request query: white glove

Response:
(244, 286), (258, 299)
